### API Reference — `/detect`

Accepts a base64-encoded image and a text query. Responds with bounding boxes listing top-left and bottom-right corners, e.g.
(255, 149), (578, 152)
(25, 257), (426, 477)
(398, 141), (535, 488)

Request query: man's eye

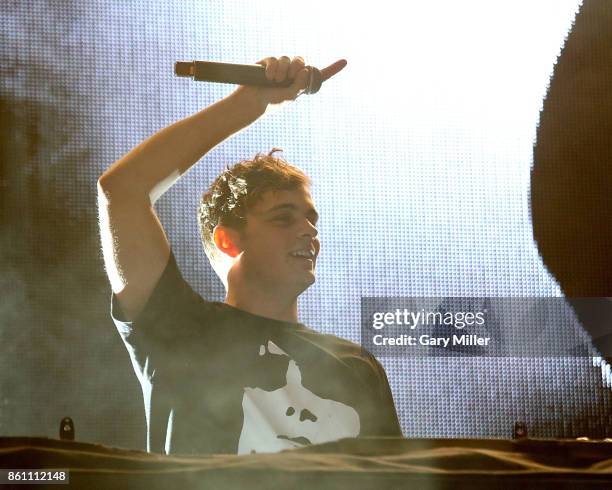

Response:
(274, 215), (293, 223)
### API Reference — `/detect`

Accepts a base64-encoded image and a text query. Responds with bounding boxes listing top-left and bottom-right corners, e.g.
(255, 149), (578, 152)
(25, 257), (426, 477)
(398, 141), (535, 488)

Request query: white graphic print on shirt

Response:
(238, 340), (361, 454)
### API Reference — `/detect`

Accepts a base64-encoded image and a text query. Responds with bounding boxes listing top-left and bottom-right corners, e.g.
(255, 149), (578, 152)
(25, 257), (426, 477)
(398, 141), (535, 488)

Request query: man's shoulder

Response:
(307, 329), (365, 354)
(291, 328), (384, 373)
(110, 249), (222, 340)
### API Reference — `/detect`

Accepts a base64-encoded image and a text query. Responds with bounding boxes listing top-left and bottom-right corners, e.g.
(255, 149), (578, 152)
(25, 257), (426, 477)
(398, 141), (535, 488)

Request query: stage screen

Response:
(1, 0), (611, 450)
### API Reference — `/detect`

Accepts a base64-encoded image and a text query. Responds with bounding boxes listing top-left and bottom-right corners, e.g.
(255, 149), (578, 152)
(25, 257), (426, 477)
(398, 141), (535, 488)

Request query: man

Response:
(97, 55), (402, 455)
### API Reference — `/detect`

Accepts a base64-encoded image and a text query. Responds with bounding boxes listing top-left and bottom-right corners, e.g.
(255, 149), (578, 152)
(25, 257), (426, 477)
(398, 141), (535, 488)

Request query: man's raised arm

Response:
(97, 56), (310, 320)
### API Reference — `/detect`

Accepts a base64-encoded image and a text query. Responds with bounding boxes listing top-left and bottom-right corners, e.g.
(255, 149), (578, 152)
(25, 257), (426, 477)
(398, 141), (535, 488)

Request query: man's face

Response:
(236, 185), (320, 296)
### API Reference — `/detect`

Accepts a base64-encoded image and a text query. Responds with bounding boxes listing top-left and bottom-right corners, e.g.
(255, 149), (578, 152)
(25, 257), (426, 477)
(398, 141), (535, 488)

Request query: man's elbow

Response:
(97, 170), (141, 201)
(97, 170), (122, 194)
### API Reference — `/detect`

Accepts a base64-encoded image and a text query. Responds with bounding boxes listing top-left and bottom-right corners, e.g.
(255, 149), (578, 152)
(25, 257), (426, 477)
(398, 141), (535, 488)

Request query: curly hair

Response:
(198, 149), (310, 265)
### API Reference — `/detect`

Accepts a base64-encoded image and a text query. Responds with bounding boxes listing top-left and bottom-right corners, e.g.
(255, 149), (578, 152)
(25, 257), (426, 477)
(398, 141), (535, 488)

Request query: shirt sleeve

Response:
(110, 250), (203, 343)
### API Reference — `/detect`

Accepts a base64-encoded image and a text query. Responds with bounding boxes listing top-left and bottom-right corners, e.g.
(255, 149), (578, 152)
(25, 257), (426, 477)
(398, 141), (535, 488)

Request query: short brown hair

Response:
(198, 149), (310, 264)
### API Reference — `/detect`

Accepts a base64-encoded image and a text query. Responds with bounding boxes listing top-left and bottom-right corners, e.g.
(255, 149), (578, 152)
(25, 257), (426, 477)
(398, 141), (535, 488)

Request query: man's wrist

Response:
(230, 86), (268, 119)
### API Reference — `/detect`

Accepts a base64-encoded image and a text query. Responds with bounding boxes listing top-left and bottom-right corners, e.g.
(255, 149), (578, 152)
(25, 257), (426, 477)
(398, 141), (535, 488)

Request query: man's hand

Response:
(258, 55), (311, 104)
(235, 55), (310, 111)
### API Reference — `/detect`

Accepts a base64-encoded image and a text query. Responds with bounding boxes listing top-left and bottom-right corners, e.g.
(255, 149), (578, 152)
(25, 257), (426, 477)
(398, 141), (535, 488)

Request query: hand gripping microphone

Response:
(174, 59), (347, 94)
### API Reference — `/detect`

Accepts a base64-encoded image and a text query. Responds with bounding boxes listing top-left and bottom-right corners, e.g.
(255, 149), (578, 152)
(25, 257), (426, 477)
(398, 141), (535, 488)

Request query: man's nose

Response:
(300, 218), (318, 238)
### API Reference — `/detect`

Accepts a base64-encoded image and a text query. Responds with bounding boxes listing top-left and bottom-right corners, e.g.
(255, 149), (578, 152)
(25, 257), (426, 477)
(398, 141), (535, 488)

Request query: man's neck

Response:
(224, 285), (299, 323)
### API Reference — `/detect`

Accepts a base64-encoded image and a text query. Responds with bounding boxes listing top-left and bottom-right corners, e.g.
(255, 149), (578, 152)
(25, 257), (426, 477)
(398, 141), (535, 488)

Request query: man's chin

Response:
(295, 271), (316, 294)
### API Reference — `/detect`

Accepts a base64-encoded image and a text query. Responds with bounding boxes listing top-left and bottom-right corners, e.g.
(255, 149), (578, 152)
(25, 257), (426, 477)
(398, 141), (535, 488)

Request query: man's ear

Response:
(213, 225), (242, 258)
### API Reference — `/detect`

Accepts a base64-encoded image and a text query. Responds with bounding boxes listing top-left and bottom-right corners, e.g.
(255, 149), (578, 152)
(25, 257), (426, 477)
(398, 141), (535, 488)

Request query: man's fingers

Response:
(252, 55), (341, 104)
(288, 56), (306, 80)
(287, 68), (310, 98)
(257, 57), (346, 83)
(256, 57), (278, 81)
(275, 55), (291, 82)
(321, 59), (348, 82)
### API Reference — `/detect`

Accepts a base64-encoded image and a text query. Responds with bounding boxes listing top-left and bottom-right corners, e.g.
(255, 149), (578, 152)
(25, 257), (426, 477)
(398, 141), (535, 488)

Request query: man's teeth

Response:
(291, 250), (314, 258)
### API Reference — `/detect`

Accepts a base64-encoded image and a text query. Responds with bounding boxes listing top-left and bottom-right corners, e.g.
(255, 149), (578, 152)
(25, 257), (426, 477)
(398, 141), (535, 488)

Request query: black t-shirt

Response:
(111, 251), (402, 455)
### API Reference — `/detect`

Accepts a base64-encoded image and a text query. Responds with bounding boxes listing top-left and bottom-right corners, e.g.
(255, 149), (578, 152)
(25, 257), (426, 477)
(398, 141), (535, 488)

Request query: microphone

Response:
(174, 59), (347, 94)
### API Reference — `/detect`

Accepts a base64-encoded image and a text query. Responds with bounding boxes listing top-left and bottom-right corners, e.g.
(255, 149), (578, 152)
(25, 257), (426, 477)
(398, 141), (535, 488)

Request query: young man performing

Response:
(97, 55), (402, 455)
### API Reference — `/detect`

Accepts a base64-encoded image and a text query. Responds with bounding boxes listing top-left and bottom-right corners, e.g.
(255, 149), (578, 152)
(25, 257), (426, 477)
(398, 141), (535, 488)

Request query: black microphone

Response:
(174, 59), (347, 95)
